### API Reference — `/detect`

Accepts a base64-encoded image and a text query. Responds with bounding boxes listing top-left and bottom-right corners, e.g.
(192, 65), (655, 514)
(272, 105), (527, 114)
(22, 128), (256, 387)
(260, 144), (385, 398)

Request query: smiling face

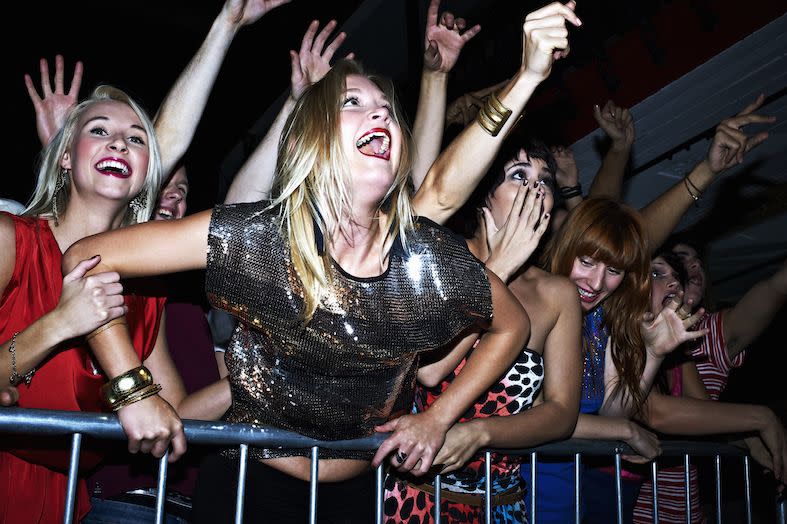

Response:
(671, 243), (705, 308)
(61, 100), (149, 204)
(154, 166), (188, 221)
(486, 148), (555, 229)
(569, 255), (626, 312)
(339, 74), (403, 205)
(650, 256), (684, 314)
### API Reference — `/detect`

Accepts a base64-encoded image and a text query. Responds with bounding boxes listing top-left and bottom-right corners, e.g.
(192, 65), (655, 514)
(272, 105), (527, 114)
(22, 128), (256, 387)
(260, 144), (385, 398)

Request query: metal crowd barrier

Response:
(0, 407), (784, 524)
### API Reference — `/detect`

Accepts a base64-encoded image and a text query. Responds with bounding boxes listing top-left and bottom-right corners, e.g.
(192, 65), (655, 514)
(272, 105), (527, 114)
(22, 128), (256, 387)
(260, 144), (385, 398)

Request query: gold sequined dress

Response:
(206, 201), (492, 459)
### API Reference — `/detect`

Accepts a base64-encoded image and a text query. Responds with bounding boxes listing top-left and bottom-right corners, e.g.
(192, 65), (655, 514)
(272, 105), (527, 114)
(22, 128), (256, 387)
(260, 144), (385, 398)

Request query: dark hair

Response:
(653, 251), (688, 289)
(448, 137), (556, 237)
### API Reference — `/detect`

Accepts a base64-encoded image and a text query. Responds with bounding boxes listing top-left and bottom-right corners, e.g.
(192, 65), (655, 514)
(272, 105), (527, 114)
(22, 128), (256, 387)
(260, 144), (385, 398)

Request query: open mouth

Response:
(355, 128), (391, 160)
(95, 158), (131, 179)
(155, 207), (175, 220)
(662, 292), (677, 306)
(577, 287), (599, 303)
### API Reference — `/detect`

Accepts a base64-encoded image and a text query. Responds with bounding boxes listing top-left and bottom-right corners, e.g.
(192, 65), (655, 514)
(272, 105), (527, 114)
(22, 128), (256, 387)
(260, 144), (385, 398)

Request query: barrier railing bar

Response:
(714, 454), (722, 524)
(433, 473), (442, 524)
(0, 408), (773, 524)
(375, 464), (384, 524)
(684, 453), (691, 524)
(574, 453), (581, 524)
(530, 452), (537, 524)
(744, 455), (752, 524)
(0, 408), (752, 457)
(63, 432), (82, 524)
(651, 460), (659, 523)
(154, 452), (168, 524)
(234, 443), (248, 524)
(777, 496), (786, 524)
(614, 452), (623, 524)
(309, 446), (318, 524)
(484, 451), (492, 524)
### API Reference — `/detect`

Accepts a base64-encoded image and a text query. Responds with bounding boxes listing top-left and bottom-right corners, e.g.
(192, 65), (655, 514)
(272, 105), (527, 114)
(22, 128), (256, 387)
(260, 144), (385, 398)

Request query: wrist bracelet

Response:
(475, 91), (513, 137)
(7, 332), (35, 386)
(683, 176), (700, 203)
(110, 383), (162, 411)
(101, 365), (154, 408)
(86, 317), (128, 342)
(559, 184), (583, 199)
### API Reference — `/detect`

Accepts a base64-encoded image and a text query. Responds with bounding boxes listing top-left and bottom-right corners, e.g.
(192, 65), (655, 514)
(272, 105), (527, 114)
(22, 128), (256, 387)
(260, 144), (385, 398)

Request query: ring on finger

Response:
(394, 451), (408, 463)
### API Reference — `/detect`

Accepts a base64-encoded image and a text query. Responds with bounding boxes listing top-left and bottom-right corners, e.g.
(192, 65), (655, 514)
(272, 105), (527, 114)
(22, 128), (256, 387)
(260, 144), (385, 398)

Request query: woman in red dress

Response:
(0, 86), (183, 523)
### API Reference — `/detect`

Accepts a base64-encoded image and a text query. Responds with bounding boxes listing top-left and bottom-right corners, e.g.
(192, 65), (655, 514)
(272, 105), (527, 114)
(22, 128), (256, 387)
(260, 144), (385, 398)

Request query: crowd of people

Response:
(0, 0), (784, 523)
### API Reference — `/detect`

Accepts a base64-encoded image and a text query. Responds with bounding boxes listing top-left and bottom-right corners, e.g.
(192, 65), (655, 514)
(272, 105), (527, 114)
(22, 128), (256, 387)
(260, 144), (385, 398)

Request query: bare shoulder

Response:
(524, 267), (577, 304)
(0, 213), (18, 297)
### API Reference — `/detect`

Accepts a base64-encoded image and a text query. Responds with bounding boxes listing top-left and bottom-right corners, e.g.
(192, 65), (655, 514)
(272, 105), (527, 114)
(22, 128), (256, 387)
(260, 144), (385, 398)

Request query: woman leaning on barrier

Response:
(0, 86), (176, 523)
(61, 51), (542, 521)
(518, 197), (709, 524)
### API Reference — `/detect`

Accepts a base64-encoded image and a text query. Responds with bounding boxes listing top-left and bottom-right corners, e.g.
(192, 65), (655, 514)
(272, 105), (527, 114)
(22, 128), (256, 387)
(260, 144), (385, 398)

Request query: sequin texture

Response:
(581, 305), (607, 414)
(205, 201), (493, 459)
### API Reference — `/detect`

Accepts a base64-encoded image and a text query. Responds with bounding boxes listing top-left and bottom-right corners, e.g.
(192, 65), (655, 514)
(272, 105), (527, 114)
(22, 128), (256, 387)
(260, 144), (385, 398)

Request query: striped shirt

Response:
(632, 311), (746, 523)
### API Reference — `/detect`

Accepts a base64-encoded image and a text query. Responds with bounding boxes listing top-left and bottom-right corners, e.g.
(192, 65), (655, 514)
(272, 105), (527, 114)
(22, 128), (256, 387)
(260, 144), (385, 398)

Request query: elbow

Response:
(555, 404), (579, 440)
(417, 368), (445, 389)
(62, 240), (90, 275)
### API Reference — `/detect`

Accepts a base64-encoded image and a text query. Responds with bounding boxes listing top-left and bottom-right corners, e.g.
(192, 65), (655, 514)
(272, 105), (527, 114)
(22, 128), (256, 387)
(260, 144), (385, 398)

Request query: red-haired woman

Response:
(522, 197), (707, 523)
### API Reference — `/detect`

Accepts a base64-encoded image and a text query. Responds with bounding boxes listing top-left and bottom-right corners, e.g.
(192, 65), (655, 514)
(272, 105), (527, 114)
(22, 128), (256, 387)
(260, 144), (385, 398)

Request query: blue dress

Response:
(520, 306), (606, 523)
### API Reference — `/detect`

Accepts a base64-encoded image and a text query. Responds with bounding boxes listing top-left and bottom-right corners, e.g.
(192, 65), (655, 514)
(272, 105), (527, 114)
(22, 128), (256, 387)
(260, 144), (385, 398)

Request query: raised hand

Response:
(640, 292), (708, 359)
(224, 0), (291, 27)
(521, 1), (581, 81)
(24, 55), (83, 146)
(593, 100), (635, 151)
(54, 256), (126, 341)
(372, 412), (451, 476)
(482, 181), (550, 281)
(290, 20), (352, 100)
(552, 145), (579, 189)
(423, 0), (481, 74)
(706, 94), (775, 174)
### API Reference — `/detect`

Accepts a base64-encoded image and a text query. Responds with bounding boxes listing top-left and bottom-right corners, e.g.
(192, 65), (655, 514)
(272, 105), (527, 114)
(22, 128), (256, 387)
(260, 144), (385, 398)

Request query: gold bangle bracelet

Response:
(110, 383), (162, 411)
(476, 111), (501, 136)
(488, 92), (513, 118)
(85, 317), (128, 342)
(101, 365), (154, 407)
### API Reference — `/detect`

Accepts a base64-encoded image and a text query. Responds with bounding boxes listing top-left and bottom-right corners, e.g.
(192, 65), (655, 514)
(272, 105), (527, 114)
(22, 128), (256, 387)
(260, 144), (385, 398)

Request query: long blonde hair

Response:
(270, 60), (415, 321)
(24, 85), (162, 226)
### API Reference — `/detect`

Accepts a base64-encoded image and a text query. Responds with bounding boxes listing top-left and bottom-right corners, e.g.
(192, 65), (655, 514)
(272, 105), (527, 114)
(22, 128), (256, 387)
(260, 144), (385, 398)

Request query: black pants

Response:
(193, 454), (376, 524)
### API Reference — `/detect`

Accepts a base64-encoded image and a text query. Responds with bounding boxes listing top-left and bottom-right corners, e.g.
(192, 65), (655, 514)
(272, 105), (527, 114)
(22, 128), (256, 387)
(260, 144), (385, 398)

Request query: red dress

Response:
(0, 214), (165, 523)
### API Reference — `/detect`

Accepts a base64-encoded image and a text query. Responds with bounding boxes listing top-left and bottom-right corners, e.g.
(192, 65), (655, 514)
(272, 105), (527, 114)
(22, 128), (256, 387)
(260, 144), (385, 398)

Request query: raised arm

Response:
(372, 270), (530, 475)
(225, 20), (349, 204)
(433, 277), (581, 473)
(640, 95), (774, 254)
(154, 0), (291, 176)
(24, 55), (83, 146)
(722, 259), (787, 360)
(414, 1), (581, 224)
(410, 0), (480, 190)
(552, 145), (583, 211)
(587, 100), (635, 200)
